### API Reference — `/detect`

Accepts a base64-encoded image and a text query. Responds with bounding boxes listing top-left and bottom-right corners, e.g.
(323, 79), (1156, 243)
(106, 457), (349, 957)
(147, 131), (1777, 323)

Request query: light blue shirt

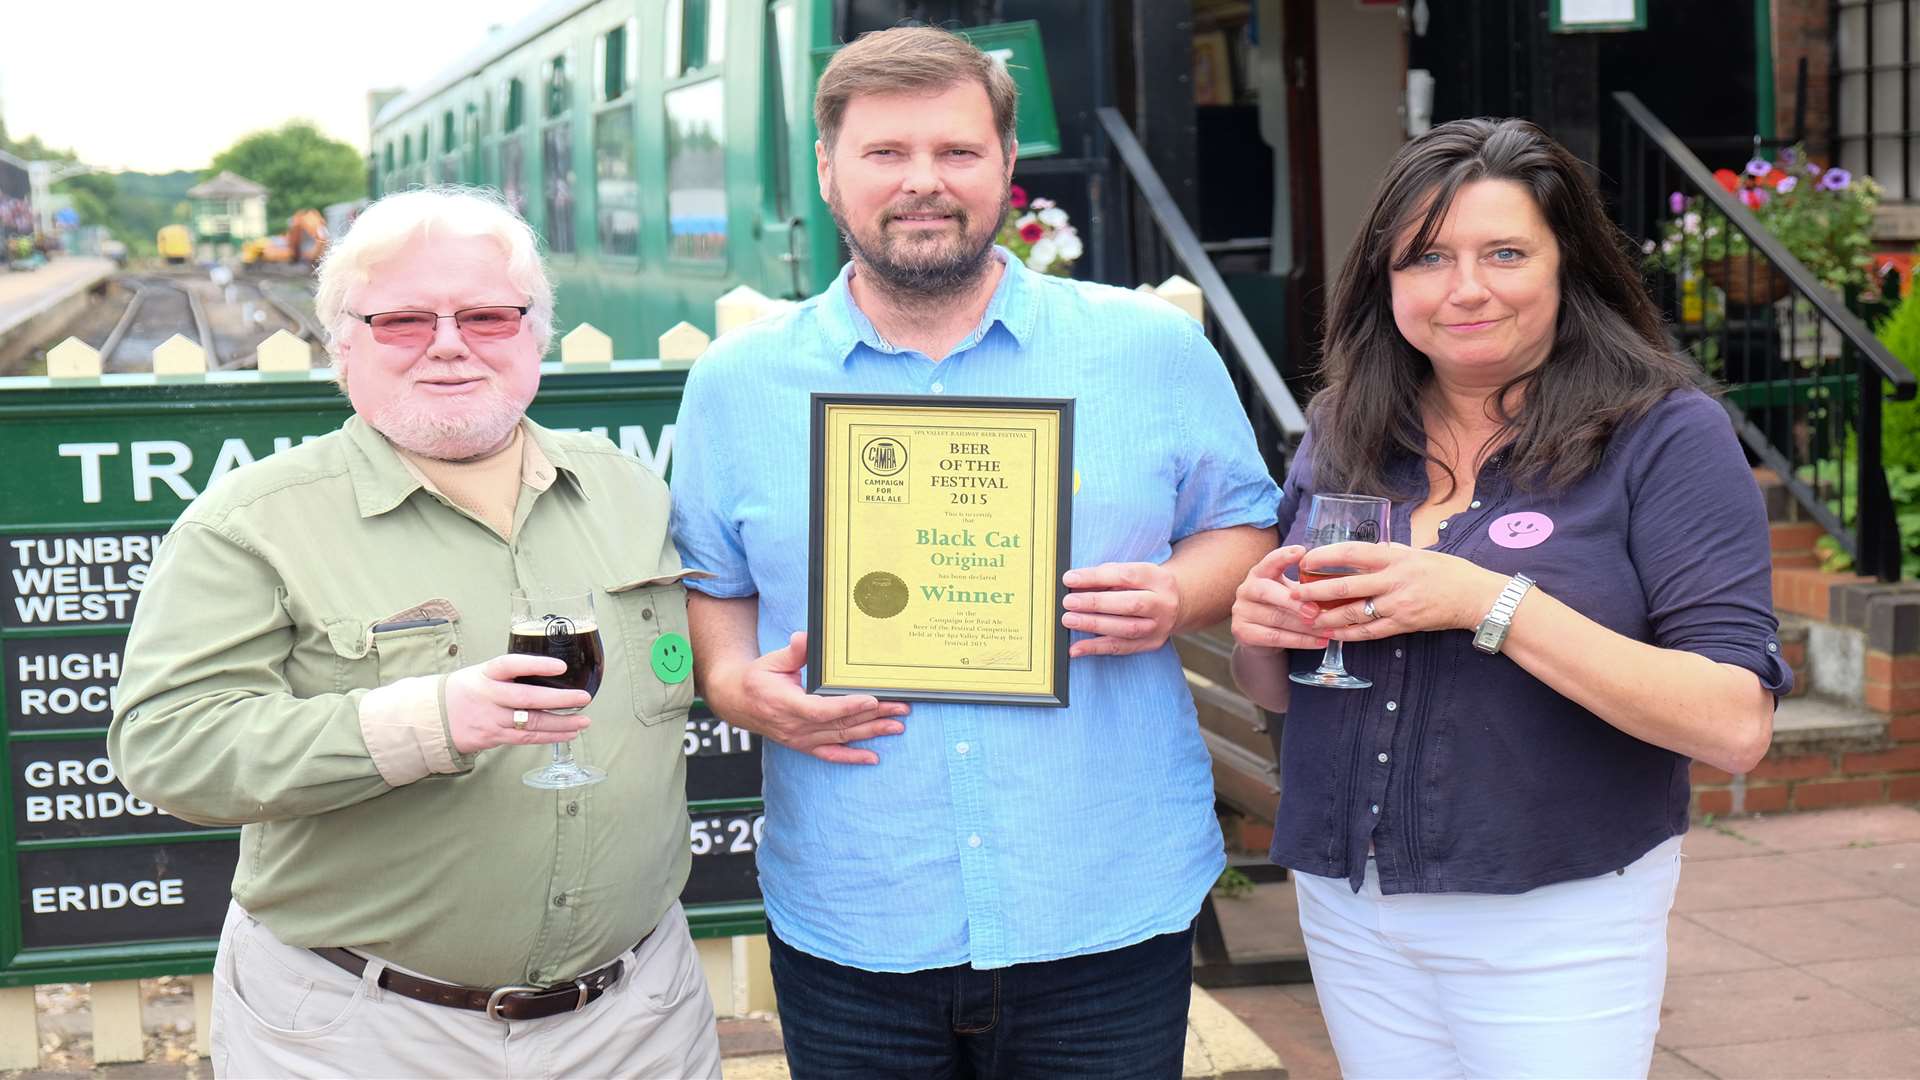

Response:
(669, 250), (1279, 971)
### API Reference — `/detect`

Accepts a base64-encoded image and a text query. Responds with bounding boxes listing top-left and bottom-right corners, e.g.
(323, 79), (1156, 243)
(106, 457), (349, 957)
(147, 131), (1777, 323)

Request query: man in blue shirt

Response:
(670, 26), (1277, 1077)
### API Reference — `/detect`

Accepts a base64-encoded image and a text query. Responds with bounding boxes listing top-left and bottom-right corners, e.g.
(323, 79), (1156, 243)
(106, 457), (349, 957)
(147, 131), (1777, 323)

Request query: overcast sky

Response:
(2, 0), (547, 172)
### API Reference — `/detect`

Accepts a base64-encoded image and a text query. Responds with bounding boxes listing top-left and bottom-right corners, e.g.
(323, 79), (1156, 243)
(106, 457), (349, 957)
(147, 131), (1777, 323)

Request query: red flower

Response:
(1763, 168), (1789, 187)
(1739, 188), (1767, 209)
(1713, 168), (1741, 193)
(1009, 184), (1028, 209)
(1019, 221), (1044, 243)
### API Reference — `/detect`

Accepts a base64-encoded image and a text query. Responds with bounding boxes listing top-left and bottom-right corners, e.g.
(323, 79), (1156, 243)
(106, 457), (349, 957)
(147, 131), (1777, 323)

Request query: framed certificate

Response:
(807, 394), (1074, 707)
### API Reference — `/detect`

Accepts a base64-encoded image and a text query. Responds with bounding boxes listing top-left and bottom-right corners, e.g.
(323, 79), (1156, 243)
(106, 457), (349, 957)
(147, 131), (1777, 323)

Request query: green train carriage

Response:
(370, 0), (1063, 358)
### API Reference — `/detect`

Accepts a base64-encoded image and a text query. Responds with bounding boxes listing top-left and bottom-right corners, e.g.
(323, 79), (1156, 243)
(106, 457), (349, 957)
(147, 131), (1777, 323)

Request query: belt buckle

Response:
(484, 984), (543, 1023)
(573, 976), (592, 1011)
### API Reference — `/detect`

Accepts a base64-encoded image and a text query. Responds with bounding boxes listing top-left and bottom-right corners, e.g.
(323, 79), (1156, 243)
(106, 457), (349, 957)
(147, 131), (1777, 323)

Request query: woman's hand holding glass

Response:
(1230, 546), (1333, 652)
(1292, 542), (1509, 640)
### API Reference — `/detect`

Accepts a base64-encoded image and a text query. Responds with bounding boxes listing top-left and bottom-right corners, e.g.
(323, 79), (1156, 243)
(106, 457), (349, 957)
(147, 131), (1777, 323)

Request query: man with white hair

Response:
(109, 187), (720, 1078)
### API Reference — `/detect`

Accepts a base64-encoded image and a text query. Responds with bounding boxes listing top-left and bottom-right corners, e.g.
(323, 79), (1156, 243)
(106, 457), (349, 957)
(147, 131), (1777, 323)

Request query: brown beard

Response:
(829, 183), (1009, 303)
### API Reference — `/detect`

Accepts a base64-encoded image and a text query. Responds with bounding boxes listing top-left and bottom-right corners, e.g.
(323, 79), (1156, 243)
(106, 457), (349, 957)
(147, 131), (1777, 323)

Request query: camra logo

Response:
(543, 614), (575, 642)
(862, 437), (907, 477)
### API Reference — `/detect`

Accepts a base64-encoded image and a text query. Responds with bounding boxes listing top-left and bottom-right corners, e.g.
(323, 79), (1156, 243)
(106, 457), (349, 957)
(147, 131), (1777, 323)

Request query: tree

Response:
(208, 121), (365, 224)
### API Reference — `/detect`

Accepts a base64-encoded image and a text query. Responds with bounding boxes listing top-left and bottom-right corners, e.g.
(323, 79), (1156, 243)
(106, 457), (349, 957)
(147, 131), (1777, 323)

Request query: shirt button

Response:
(1767, 641), (1779, 653)
(640, 609), (654, 621)
(1394, 648), (1403, 659)
(447, 643), (459, 656)
(955, 742), (971, 754)
(931, 382), (945, 394)
(1470, 500), (1482, 509)
(1370, 804), (1380, 814)
(566, 801), (579, 816)
(1386, 701), (1398, 712)
(1377, 752), (1389, 763)
(553, 895), (568, 907)
(967, 834), (982, 848)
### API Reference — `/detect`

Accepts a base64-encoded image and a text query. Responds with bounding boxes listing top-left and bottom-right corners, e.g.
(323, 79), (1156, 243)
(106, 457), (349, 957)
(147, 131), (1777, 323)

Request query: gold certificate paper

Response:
(807, 394), (1073, 707)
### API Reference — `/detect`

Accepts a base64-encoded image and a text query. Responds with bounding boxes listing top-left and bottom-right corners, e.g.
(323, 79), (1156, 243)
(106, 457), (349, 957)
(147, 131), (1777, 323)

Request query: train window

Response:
(594, 107), (639, 256)
(386, 143), (396, 173)
(768, 0), (795, 220)
(504, 78), (526, 133)
(546, 53), (571, 118)
(501, 137), (528, 218)
(666, 0), (728, 79)
(598, 23), (628, 102)
(665, 78), (727, 261)
(543, 122), (576, 254)
(443, 112), (456, 154)
(402, 134), (413, 166)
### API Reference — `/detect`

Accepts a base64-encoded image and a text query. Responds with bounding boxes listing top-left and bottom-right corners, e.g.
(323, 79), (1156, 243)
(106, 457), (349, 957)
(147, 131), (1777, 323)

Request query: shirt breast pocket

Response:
(325, 600), (464, 692)
(605, 573), (699, 726)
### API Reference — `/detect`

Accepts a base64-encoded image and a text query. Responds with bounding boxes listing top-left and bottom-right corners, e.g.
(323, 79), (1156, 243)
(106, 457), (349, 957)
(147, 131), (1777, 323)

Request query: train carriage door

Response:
(756, 0), (808, 297)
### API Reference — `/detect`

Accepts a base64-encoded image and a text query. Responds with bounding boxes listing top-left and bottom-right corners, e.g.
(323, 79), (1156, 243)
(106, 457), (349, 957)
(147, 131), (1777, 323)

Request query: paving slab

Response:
(1211, 983), (1340, 1080)
(1690, 896), (1920, 965)
(1802, 955), (1920, 1023)
(1672, 852), (1878, 913)
(1665, 914), (1781, 977)
(1657, 967), (1905, 1049)
(1648, 1049), (1716, 1079)
(1681, 824), (1775, 861)
(1789, 841), (1920, 904)
(1679, 1026), (1920, 1079)
(1725, 805), (1920, 852)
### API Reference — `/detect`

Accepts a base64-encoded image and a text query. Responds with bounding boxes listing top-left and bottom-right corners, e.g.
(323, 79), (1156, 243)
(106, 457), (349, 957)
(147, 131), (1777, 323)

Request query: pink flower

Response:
(1669, 191), (1687, 214)
(1009, 185), (1028, 209)
(1019, 221), (1044, 243)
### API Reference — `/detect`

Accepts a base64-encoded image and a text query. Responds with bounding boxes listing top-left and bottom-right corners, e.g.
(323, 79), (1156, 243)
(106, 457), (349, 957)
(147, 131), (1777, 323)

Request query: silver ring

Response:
(1362, 599), (1379, 620)
(512, 710), (530, 731)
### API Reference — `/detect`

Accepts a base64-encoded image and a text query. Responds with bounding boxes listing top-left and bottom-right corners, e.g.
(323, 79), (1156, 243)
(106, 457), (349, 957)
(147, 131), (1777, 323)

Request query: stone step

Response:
(1771, 694), (1890, 755)
(1175, 625), (1236, 689)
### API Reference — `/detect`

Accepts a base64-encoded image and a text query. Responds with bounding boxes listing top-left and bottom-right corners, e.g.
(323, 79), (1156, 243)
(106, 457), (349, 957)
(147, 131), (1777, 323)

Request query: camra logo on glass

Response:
(544, 615), (576, 643)
(1308, 520), (1378, 546)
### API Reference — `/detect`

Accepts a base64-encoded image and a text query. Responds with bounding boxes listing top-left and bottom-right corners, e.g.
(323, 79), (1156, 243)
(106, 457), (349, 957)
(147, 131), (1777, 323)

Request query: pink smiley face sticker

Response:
(1489, 512), (1554, 549)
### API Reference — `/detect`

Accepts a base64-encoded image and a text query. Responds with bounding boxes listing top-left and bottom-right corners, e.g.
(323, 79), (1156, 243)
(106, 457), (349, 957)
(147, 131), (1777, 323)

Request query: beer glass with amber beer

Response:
(1289, 494), (1390, 690)
(509, 589), (607, 788)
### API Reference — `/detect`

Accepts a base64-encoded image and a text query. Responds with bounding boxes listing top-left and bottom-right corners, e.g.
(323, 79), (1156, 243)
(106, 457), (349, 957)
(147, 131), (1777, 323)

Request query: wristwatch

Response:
(1472, 573), (1536, 655)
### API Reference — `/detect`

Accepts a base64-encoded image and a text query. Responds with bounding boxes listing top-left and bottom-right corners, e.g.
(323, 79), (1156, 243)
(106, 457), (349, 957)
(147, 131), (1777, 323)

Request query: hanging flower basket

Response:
(1705, 252), (1791, 307)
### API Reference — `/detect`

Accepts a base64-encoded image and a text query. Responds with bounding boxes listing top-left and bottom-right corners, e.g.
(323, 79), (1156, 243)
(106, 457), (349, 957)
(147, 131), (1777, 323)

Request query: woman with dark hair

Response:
(1229, 118), (1789, 1077)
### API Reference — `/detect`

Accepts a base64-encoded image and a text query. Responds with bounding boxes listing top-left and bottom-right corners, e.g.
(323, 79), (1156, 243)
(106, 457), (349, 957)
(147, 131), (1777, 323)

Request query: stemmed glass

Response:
(509, 589), (608, 789)
(1289, 494), (1391, 690)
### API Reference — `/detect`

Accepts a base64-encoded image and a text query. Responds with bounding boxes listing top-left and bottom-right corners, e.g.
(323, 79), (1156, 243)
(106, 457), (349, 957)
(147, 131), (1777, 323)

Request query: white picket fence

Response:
(1, 276), (1202, 1068)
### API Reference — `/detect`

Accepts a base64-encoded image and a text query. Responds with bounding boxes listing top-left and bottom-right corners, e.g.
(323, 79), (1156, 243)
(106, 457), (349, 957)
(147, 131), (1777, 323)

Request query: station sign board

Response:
(0, 363), (763, 987)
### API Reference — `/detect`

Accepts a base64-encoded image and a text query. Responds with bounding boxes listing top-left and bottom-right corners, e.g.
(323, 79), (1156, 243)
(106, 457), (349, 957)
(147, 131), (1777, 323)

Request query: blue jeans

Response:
(767, 922), (1194, 1079)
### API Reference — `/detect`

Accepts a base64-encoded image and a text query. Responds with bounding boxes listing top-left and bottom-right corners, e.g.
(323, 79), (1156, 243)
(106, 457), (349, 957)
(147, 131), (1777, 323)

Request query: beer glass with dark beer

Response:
(509, 589), (607, 789)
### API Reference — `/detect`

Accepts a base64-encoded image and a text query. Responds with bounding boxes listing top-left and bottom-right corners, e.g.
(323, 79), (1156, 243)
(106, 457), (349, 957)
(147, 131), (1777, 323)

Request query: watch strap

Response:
(1472, 573), (1536, 655)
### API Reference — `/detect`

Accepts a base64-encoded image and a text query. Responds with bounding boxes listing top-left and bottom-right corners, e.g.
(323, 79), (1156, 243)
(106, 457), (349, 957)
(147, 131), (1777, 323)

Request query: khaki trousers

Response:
(210, 900), (721, 1079)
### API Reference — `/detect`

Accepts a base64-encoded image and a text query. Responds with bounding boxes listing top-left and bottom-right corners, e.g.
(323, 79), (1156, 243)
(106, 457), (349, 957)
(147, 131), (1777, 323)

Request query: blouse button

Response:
(1438, 521), (1449, 530)
(1385, 701), (1398, 712)
(1470, 500), (1482, 509)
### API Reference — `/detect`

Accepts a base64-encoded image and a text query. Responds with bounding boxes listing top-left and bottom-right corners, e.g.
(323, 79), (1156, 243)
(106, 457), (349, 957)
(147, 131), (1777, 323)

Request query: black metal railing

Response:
(1095, 107), (1307, 480)
(1613, 92), (1918, 581)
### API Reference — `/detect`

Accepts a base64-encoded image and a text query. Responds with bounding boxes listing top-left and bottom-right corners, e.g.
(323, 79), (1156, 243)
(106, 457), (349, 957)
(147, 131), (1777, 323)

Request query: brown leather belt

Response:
(310, 939), (642, 1023)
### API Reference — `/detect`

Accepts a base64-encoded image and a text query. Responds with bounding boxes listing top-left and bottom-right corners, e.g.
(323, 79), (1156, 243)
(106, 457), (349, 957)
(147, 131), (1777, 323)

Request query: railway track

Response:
(90, 274), (317, 372)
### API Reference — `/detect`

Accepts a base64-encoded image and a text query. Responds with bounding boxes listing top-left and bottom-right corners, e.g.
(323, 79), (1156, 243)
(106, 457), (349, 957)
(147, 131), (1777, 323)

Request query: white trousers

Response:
(1293, 836), (1683, 1080)
(210, 900), (722, 1080)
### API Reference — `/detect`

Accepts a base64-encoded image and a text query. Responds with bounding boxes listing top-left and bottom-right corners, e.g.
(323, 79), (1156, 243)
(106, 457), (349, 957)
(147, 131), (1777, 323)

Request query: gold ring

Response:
(512, 710), (530, 731)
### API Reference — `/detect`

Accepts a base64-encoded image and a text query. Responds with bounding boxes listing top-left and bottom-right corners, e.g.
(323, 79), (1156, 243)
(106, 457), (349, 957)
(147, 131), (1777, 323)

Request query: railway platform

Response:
(0, 258), (115, 370)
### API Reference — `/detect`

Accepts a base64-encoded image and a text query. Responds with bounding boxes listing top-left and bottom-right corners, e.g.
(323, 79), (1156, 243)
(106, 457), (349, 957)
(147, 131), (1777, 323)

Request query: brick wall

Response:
(1771, 0), (1831, 151)
(1689, 549), (1920, 816)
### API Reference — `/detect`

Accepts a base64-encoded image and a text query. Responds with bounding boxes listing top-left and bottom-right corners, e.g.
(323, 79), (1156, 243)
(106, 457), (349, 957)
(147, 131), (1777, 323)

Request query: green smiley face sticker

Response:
(651, 632), (692, 684)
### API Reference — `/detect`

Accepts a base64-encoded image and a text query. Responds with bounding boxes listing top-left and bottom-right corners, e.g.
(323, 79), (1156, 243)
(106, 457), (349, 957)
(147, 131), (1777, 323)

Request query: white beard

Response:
(365, 383), (526, 461)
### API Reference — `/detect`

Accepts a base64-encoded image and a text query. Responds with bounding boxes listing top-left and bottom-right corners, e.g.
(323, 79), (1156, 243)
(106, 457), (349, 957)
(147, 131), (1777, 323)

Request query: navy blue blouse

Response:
(1269, 389), (1791, 894)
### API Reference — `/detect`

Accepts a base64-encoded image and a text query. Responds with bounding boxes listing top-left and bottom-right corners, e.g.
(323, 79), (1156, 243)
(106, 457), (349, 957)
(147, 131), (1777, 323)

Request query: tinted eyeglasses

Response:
(351, 305), (529, 346)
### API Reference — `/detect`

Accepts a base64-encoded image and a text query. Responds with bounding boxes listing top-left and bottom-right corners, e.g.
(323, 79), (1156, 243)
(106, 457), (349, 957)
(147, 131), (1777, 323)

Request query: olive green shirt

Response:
(108, 415), (695, 987)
